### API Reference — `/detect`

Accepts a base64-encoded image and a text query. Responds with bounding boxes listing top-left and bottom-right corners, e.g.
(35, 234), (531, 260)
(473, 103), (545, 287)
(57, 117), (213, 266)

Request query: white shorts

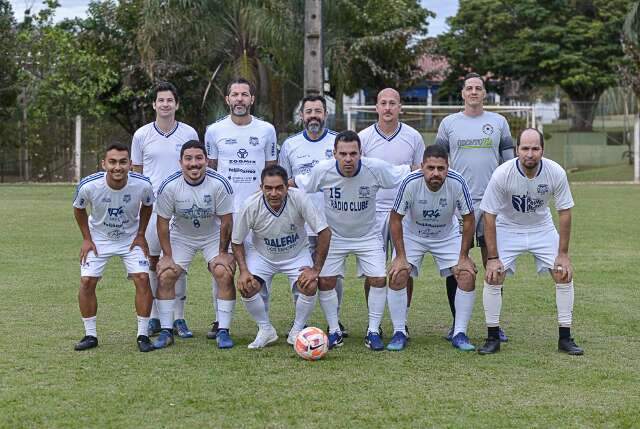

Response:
(497, 226), (559, 275)
(375, 211), (393, 258)
(458, 200), (484, 247)
(145, 213), (161, 256)
(399, 232), (461, 278)
(320, 235), (386, 278)
(170, 233), (220, 272)
(246, 250), (313, 294)
(80, 241), (149, 277)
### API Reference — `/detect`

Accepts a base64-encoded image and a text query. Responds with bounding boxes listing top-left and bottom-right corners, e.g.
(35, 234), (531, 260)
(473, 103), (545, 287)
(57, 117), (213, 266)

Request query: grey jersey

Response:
(435, 111), (514, 200)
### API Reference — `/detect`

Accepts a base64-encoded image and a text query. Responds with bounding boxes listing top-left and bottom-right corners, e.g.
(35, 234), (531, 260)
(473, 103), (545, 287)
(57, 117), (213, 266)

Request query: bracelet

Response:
(487, 256), (499, 260)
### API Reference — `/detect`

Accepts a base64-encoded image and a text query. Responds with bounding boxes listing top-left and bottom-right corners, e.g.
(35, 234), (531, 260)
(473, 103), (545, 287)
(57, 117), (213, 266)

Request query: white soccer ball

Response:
(294, 327), (328, 361)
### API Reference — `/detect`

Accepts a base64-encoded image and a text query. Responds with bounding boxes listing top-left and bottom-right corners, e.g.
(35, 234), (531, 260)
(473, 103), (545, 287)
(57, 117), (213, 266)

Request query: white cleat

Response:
(287, 329), (301, 345)
(247, 325), (278, 349)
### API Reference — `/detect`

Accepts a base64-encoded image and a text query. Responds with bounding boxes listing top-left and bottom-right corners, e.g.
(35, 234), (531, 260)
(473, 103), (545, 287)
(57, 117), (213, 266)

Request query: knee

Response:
(318, 277), (336, 291)
(456, 271), (475, 291)
(389, 272), (409, 291)
(79, 277), (97, 292)
(299, 282), (318, 296)
(213, 265), (234, 285)
(368, 277), (386, 288)
(158, 270), (178, 289)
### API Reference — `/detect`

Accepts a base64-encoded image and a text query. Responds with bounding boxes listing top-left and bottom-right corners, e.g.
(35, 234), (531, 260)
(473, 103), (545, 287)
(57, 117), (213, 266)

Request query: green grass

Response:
(1, 184), (639, 428)
(568, 163), (634, 182)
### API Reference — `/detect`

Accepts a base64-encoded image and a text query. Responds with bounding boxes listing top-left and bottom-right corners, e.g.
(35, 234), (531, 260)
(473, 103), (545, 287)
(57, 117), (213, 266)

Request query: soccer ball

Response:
(294, 327), (328, 361)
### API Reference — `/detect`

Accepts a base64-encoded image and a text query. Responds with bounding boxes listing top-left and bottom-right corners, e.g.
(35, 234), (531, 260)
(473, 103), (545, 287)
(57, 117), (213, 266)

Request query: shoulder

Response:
(541, 158), (568, 178)
(399, 122), (421, 137)
(205, 115), (230, 132)
(281, 131), (304, 149)
(399, 170), (424, 188)
(178, 122), (198, 135)
(77, 172), (105, 190)
(157, 170), (183, 195)
(446, 168), (469, 187)
(441, 112), (464, 127)
(251, 116), (276, 133)
(484, 111), (508, 124)
(128, 172), (152, 186)
(132, 123), (154, 140)
(205, 169), (233, 194)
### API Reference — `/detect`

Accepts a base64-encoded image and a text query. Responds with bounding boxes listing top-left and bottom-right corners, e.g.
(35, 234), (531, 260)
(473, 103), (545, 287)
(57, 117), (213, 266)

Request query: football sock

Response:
(319, 289), (340, 333)
(82, 316), (97, 337)
(136, 315), (149, 337)
(483, 281), (502, 327)
(488, 326), (500, 340)
(173, 273), (187, 320)
(157, 299), (175, 330)
(556, 281), (574, 328)
(335, 277), (344, 314)
(242, 293), (270, 328)
(367, 286), (387, 334)
(258, 281), (271, 315)
(454, 288), (476, 336)
(293, 293), (317, 332)
(149, 270), (159, 319)
(216, 298), (235, 330)
(211, 278), (218, 321)
(446, 275), (457, 321)
(387, 288), (407, 334)
(559, 327), (571, 339)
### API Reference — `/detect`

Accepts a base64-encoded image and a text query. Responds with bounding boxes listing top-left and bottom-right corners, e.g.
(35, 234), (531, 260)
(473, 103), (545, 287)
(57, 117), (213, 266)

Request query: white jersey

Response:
(278, 128), (337, 232)
(435, 111), (514, 201)
(295, 157), (410, 240)
(156, 169), (234, 241)
(131, 121), (200, 194)
(73, 172), (154, 242)
(232, 188), (327, 262)
(393, 169), (474, 240)
(480, 157), (574, 232)
(204, 115), (277, 212)
(359, 122), (425, 211)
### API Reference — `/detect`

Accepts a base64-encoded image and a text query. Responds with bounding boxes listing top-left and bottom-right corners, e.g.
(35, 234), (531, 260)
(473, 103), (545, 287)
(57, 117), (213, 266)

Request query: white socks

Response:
(136, 316), (149, 337)
(157, 299), (175, 329)
(387, 288), (407, 334)
(173, 273), (187, 320)
(242, 293), (270, 328)
(335, 277), (344, 313)
(149, 271), (159, 319)
(482, 281), (502, 327)
(556, 281), (574, 327)
(293, 293), (317, 332)
(453, 288), (476, 336)
(319, 289), (340, 333)
(211, 278), (219, 320)
(82, 316), (97, 337)
(367, 286), (387, 333)
(217, 299), (235, 330)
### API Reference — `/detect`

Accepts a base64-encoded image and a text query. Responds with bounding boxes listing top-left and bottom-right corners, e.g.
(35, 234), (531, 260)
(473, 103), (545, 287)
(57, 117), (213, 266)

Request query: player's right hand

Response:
(156, 255), (178, 277)
(80, 239), (97, 265)
(237, 271), (260, 296)
(388, 257), (411, 283)
(485, 258), (505, 284)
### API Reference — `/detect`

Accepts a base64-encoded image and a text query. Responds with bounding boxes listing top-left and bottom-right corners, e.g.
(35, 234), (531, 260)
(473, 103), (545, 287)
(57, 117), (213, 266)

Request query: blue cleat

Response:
(216, 329), (234, 349)
(386, 331), (408, 351)
(365, 331), (384, 351)
(148, 318), (161, 336)
(173, 319), (193, 338)
(328, 331), (344, 349)
(452, 332), (476, 351)
(153, 329), (174, 349)
(444, 326), (454, 342)
(499, 327), (509, 343)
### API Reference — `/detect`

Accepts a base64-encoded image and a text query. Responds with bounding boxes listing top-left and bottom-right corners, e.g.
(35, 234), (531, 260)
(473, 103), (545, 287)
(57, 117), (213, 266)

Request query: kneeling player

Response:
(154, 141), (236, 349)
(232, 165), (332, 349)
(478, 128), (583, 355)
(389, 144), (477, 351)
(72, 143), (155, 352)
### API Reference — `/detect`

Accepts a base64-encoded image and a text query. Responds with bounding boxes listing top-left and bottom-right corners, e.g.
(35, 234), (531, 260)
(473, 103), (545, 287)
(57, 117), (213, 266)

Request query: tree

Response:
(439, 0), (630, 131)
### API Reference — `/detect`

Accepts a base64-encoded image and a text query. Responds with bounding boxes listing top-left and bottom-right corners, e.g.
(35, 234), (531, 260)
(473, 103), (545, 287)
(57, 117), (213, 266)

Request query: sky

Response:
(9, 0), (459, 36)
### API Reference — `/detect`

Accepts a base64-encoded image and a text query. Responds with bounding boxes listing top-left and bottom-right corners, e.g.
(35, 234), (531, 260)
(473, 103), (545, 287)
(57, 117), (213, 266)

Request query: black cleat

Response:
(558, 337), (584, 355)
(74, 335), (98, 351)
(137, 335), (154, 352)
(478, 337), (501, 355)
(206, 320), (219, 340)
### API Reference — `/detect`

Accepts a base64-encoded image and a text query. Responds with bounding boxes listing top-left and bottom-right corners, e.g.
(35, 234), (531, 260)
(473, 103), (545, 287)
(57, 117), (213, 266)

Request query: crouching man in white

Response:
(72, 143), (155, 352)
(478, 128), (583, 355)
(388, 144), (477, 351)
(154, 140), (236, 349)
(232, 165), (331, 349)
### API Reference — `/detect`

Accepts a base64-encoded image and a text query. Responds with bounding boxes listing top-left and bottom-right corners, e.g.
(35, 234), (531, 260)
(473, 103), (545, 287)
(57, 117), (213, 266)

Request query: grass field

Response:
(1, 184), (639, 428)
(567, 163), (634, 182)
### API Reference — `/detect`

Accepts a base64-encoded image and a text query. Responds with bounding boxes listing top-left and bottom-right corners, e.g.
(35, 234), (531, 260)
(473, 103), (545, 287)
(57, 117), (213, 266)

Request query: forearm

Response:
(483, 213), (499, 258)
(231, 242), (249, 273)
(390, 212), (406, 259)
(74, 208), (92, 240)
(219, 215), (232, 253)
(138, 205), (152, 236)
(312, 228), (331, 271)
(557, 209), (571, 254)
(460, 213), (474, 257)
(157, 217), (172, 257)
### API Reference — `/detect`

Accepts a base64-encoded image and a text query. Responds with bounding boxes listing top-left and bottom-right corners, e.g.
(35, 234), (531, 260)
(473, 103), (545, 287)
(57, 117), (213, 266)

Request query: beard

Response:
(304, 118), (325, 134)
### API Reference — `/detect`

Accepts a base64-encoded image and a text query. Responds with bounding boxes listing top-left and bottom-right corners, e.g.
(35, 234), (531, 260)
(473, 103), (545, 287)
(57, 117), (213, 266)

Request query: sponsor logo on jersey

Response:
(482, 124), (494, 135)
(102, 197), (111, 203)
(298, 160), (319, 174)
(224, 138), (238, 145)
(123, 194), (131, 203)
(358, 186), (371, 198)
(423, 209), (440, 219)
(79, 198), (85, 206)
(107, 230), (125, 240)
(228, 167), (256, 173)
(290, 223), (296, 232)
(330, 199), (369, 212)
(249, 136), (259, 146)
(264, 233), (300, 249)
(511, 194), (544, 213)
(204, 195), (212, 204)
(537, 184), (549, 195)
(138, 259), (149, 267)
(296, 154), (310, 159)
(457, 137), (493, 149)
(404, 201), (410, 211)
(237, 148), (249, 159)
(439, 198), (448, 208)
(108, 206), (125, 217)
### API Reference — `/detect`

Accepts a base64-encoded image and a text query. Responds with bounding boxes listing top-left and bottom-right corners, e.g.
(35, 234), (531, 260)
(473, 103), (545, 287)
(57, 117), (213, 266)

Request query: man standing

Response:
(153, 141), (236, 349)
(205, 78), (277, 338)
(388, 145), (477, 351)
(131, 81), (199, 338)
(232, 165), (332, 349)
(359, 88), (424, 334)
(478, 128), (583, 356)
(72, 143), (155, 352)
(293, 130), (410, 351)
(435, 72), (514, 342)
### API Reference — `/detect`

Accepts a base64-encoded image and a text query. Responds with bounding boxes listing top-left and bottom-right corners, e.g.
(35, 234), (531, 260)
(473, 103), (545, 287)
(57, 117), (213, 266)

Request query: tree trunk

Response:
(334, 81), (345, 130)
(566, 90), (602, 132)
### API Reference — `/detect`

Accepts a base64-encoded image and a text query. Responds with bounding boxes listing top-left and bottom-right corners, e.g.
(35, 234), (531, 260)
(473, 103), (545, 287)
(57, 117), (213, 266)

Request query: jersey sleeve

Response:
(553, 169), (575, 211)
(231, 203), (252, 245)
(499, 118), (515, 152)
(187, 126), (200, 141)
(392, 178), (413, 215)
(131, 131), (144, 166)
(413, 133), (425, 165)
(155, 186), (174, 220)
(455, 179), (474, 215)
(215, 181), (234, 216)
(204, 126), (219, 160)
(371, 159), (410, 189)
(294, 165), (323, 194)
(142, 182), (155, 206)
(265, 125), (277, 161)
(479, 172), (504, 215)
(72, 182), (90, 209)
(434, 120), (450, 152)
(278, 141), (293, 177)
(298, 191), (328, 233)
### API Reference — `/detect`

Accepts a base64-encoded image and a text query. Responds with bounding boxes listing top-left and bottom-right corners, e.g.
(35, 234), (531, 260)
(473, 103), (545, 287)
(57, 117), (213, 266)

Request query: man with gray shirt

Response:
(435, 72), (514, 342)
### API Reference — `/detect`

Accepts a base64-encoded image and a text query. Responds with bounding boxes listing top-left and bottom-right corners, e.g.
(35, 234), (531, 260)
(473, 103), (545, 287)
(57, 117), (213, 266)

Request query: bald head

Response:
(375, 88), (401, 126)
(518, 128), (545, 149)
(377, 88), (400, 103)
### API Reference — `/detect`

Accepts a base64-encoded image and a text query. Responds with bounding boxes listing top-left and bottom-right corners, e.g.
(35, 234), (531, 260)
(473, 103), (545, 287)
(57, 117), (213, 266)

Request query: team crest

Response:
(123, 194), (131, 203)
(175, 143), (182, 151)
(537, 184), (549, 195)
(290, 223), (296, 232)
(204, 195), (212, 204)
(482, 124), (494, 135)
(358, 186), (371, 198)
(249, 136), (259, 146)
(325, 149), (333, 159)
(439, 198), (448, 208)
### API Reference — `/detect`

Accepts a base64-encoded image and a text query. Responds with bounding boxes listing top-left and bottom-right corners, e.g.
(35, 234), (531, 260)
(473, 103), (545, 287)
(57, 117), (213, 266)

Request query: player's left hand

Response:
(211, 252), (236, 277)
(297, 266), (319, 290)
(452, 255), (477, 278)
(130, 233), (149, 258)
(553, 253), (573, 282)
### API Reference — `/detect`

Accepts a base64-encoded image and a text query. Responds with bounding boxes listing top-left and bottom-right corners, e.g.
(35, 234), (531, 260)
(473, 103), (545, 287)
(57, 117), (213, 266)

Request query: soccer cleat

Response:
(386, 331), (408, 351)
(173, 319), (193, 338)
(74, 335), (98, 351)
(477, 337), (501, 355)
(327, 321), (349, 338)
(328, 331), (344, 349)
(287, 328), (301, 346)
(153, 329), (174, 349)
(405, 324), (410, 340)
(444, 326), (454, 342)
(206, 320), (219, 340)
(148, 318), (161, 336)
(216, 329), (234, 349)
(365, 331), (384, 351)
(248, 325), (278, 349)
(137, 335), (154, 353)
(499, 327), (509, 343)
(451, 332), (476, 351)
(558, 337), (584, 355)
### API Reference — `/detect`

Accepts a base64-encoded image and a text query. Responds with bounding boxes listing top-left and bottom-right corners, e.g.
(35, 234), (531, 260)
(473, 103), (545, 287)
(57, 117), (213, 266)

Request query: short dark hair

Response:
(180, 140), (207, 159)
(153, 81), (179, 103)
(334, 130), (361, 150)
(226, 78), (255, 96)
(517, 128), (545, 149)
(463, 72), (485, 88)
(300, 95), (327, 113)
(423, 144), (449, 162)
(261, 164), (288, 184)
(105, 142), (130, 157)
